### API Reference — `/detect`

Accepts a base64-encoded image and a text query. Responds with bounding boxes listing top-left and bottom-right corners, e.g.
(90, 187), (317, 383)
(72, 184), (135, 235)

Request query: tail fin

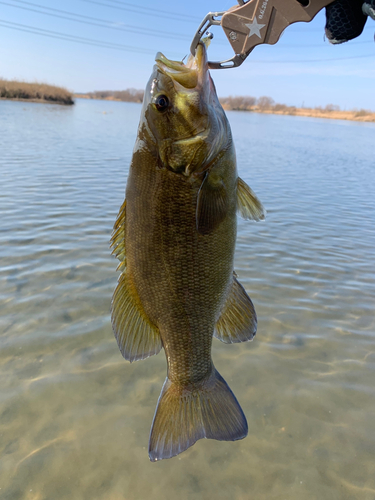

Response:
(148, 368), (248, 462)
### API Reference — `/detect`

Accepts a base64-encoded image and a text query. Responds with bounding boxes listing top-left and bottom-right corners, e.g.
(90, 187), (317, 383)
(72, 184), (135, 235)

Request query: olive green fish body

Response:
(126, 142), (237, 385)
(111, 42), (265, 461)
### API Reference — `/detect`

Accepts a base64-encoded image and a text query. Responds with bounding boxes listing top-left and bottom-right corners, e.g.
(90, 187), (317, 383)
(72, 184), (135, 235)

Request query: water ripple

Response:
(0, 100), (374, 500)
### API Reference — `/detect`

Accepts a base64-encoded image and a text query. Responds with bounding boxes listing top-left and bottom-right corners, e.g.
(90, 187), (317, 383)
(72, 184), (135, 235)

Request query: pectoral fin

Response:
(110, 199), (127, 272)
(214, 275), (257, 343)
(111, 272), (162, 362)
(196, 171), (228, 235)
(237, 177), (266, 221)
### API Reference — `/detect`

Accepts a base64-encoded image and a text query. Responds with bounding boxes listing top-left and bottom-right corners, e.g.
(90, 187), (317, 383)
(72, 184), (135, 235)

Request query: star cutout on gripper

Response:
(245, 17), (266, 38)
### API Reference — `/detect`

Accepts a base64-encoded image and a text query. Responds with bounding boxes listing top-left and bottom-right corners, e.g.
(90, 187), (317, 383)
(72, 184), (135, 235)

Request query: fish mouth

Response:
(155, 43), (207, 90)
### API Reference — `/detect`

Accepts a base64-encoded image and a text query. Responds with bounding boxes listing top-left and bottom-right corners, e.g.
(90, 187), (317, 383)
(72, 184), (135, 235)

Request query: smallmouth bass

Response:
(110, 41), (265, 462)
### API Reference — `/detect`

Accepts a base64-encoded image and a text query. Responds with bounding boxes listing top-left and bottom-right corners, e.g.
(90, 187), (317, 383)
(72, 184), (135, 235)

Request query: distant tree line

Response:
(220, 95), (343, 113)
(219, 95), (373, 118)
(76, 89), (373, 118)
(220, 95), (274, 111)
(83, 89), (144, 102)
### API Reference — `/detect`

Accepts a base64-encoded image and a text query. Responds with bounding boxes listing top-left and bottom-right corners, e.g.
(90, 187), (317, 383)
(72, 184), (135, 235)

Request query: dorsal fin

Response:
(110, 199), (161, 361)
(111, 272), (162, 362)
(110, 199), (127, 271)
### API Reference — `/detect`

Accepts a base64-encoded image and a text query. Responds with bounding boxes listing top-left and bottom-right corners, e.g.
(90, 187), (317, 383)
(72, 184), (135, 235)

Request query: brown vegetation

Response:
(220, 95), (375, 122)
(75, 89), (144, 103)
(74, 88), (375, 123)
(0, 79), (74, 105)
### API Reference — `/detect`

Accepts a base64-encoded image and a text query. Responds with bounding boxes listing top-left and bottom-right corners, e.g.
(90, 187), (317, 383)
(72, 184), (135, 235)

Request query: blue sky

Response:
(0, 0), (374, 109)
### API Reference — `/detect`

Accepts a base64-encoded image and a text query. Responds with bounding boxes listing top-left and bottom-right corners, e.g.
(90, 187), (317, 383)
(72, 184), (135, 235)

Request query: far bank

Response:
(75, 91), (375, 123)
(0, 79), (74, 105)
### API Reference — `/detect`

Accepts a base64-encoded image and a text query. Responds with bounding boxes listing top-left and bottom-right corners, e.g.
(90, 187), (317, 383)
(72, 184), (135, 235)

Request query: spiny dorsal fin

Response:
(237, 177), (266, 221)
(196, 171), (228, 235)
(214, 275), (257, 344)
(110, 200), (127, 267)
(111, 272), (162, 362)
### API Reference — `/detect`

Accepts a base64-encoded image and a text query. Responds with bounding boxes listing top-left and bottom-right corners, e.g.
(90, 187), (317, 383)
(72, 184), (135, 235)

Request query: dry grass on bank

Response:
(220, 96), (375, 122)
(0, 79), (74, 105)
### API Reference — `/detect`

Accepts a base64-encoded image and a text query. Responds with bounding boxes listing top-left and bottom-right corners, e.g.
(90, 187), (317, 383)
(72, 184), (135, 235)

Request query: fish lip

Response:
(155, 52), (191, 73)
(186, 42), (207, 76)
(154, 43), (207, 88)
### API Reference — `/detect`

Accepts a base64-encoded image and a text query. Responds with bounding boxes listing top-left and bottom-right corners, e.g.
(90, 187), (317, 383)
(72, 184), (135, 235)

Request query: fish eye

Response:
(154, 94), (169, 112)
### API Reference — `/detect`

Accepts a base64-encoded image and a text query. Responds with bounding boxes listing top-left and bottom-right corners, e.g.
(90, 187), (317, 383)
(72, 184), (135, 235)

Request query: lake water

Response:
(0, 98), (374, 500)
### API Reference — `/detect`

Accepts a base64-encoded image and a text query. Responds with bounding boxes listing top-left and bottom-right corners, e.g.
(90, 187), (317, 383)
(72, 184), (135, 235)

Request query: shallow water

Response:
(0, 99), (374, 500)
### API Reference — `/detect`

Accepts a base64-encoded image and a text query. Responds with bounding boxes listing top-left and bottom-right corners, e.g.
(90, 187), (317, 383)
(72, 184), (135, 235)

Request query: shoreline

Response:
(74, 94), (375, 123)
(3, 93), (373, 122)
(0, 79), (74, 106)
(237, 107), (375, 123)
(0, 97), (74, 106)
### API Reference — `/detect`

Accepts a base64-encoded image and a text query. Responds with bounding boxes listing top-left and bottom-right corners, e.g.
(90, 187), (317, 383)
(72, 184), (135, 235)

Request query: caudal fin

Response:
(148, 368), (248, 462)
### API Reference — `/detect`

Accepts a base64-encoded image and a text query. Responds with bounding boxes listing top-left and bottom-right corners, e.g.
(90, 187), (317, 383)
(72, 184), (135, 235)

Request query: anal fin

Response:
(111, 272), (162, 362)
(214, 275), (257, 343)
